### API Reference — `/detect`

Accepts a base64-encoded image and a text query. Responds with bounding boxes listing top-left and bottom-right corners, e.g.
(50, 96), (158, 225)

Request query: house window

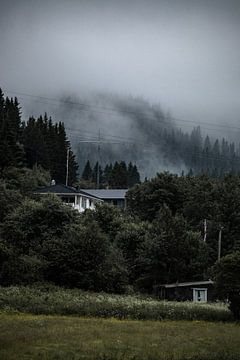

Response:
(61, 196), (75, 204)
(193, 288), (207, 302)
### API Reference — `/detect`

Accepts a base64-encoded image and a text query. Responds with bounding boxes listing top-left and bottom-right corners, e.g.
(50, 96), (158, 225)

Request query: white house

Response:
(34, 184), (103, 212)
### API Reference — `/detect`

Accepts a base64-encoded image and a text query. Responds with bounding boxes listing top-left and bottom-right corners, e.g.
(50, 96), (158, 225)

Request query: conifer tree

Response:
(22, 114), (78, 185)
(0, 91), (25, 170)
(81, 160), (93, 181)
(109, 161), (128, 188)
(127, 162), (140, 187)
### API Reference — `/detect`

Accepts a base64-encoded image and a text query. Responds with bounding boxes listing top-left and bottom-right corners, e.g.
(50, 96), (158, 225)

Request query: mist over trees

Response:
(48, 93), (240, 178)
(3, 88), (240, 179)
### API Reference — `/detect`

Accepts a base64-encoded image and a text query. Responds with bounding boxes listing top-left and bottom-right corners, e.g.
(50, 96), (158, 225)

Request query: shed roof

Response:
(83, 189), (128, 199)
(160, 280), (214, 288)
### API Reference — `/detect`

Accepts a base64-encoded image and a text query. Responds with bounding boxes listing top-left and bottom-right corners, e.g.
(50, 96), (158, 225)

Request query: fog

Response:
(1, 0), (240, 175)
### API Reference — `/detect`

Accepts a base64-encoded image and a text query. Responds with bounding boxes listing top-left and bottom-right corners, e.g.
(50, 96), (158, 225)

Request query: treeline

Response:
(1, 167), (240, 294)
(164, 126), (240, 177)
(73, 93), (240, 177)
(79, 160), (140, 188)
(0, 89), (78, 185)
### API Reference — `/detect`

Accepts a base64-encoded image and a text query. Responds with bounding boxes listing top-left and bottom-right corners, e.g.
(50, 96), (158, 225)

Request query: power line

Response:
(5, 88), (240, 166)
(67, 130), (240, 166)
(5, 88), (240, 133)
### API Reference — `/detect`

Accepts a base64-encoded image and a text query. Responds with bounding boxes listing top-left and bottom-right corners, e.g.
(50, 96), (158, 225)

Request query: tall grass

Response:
(0, 285), (232, 321)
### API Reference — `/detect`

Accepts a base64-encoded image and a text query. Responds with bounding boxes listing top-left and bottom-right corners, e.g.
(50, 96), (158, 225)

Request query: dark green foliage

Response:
(134, 208), (209, 292)
(109, 161), (128, 188)
(115, 221), (152, 284)
(1, 195), (77, 252)
(43, 221), (128, 292)
(213, 251), (240, 320)
(22, 116), (78, 185)
(127, 162), (140, 187)
(42, 222), (110, 290)
(0, 196), (128, 292)
(80, 160), (140, 188)
(0, 89), (78, 184)
(89, 203), (125, 241)
(0, 90), (25, 170)
(215, 175), (240, 253)
(126, 172), (183, 220)
(0, 255), (46, 286)
(0, 185), (23, 221)
(81, 160), (93, 180)
(1, 166), (51, 193)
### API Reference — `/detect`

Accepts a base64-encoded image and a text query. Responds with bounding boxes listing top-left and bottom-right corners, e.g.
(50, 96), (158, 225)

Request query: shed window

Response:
(193, 288), (207, 302)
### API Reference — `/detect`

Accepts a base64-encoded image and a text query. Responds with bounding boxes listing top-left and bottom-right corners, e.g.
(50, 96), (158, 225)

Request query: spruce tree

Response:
(82, 160), (93, 181)
(109, 161), (128, 188)
(0, 92), (25, 170)
(127, 162), (140, 187)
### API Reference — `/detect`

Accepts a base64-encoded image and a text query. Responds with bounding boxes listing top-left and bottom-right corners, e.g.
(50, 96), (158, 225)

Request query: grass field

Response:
(0, 313), (240, 360)
(0, 286), (233, 322)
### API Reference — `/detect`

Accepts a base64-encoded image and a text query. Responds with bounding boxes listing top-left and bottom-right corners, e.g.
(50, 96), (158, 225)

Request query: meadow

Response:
(0, 286), (239, 359)
(0, 313), (240, 360)
(0, 285), (232, 322)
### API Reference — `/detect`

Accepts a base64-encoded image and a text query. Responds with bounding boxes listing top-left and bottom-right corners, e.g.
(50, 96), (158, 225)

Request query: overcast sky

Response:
(0, 0), (240, 131)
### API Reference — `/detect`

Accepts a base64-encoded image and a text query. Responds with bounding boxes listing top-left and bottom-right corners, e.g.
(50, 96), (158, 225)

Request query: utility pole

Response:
(97, 129), (100, 189)
(218, 226), (223, 261)
(203, 219), (207, 242)
(66, 148), (70, 186)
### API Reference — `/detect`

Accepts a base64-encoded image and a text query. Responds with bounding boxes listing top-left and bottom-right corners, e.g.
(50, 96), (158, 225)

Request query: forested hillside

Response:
(1, 87), (240, 308)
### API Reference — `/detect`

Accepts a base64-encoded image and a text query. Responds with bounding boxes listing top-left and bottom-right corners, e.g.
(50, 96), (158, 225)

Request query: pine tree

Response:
(0, 92), (25, 170)
(22, 115), (78, 184)
(127, 162), (140, 187)
(109, 161), (128, 188)
(82, 160), (93, 181)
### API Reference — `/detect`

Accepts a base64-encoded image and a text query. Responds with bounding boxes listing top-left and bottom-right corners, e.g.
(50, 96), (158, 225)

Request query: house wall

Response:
(61, 195), (98, 213)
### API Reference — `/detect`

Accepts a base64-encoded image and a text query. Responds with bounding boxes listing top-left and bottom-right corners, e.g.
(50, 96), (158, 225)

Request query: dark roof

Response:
(34, 184), (78, 194)
(82, 189), (128, 200)
(160, 280), (214, 288)
(34, 184), (101, 200)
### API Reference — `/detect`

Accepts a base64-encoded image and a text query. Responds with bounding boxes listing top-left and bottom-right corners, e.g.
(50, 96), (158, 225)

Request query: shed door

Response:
(193, 288), (207, 302)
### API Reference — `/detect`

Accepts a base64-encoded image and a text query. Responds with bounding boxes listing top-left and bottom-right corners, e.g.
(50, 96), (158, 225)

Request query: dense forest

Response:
(0, 88), (240, 308)
(1, 169), (240, 295)
(0, 88), (78, 185)
(79, 160), (140, 188)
